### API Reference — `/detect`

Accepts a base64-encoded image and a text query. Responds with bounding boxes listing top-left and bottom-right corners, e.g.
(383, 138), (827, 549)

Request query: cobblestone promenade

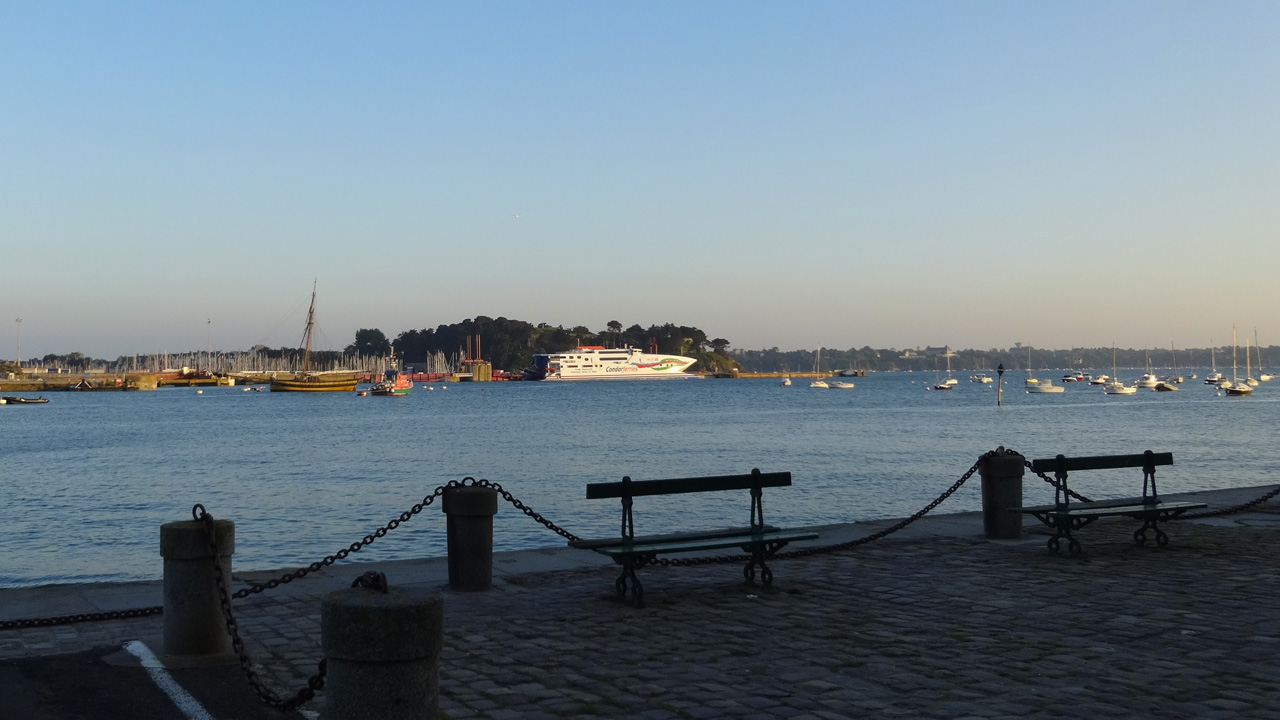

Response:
(4, 510), (1280, 719)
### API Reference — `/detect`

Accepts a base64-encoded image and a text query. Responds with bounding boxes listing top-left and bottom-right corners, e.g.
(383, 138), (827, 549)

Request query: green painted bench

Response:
(1019, 451), (1205, 555)
(569, 469), (818, 605)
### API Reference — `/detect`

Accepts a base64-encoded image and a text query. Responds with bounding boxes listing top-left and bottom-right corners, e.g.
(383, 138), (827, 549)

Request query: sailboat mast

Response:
(301, 280), (317, 373)
(1232, 324), (1238, 384)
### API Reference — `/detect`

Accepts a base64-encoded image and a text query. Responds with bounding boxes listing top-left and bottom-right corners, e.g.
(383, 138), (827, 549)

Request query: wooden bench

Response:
(569, 469), (818, 606)
(1019, 451), (1206, 555)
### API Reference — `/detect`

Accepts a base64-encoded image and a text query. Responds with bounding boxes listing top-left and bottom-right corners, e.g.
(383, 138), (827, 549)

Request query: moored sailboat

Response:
(269, 282), (358, 393)
(1103, 346), (1136, 395)
(1223, 325), (1253, 397)
(809, 347), (828, 388)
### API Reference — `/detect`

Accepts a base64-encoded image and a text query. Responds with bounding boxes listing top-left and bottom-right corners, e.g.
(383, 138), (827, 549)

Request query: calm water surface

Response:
(3, 372), (1277, 588)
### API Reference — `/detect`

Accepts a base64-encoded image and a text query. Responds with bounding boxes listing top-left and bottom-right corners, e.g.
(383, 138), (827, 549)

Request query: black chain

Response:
(231, 484), (450, 598)
(1173, 484), (1280, 520)
(0, 605), (163, 631)
(1024, 458), (1094, 503)
(196, 504), (326, 711)
(646, 451), (997, 566)
(473, 477), (582, 543)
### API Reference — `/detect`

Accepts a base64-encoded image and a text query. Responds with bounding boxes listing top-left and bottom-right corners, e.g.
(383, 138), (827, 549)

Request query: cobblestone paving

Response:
(5, 518), (1280, 719)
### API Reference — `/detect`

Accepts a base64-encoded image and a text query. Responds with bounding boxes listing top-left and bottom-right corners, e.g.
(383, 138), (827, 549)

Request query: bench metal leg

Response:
(1133, 518), (1168, 547)
(1044, 515), (1093, 556)
(742, 540), (793, 586)
(616, 561), (643, 606)
(614, 557), (644, 606)
(744, 550), (773, 586)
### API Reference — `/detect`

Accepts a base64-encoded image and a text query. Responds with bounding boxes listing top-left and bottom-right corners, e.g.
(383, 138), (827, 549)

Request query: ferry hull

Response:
(522, 346), (697, 381)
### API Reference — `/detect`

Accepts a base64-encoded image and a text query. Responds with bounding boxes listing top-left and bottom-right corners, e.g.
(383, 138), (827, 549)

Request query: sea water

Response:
(2, 372), (1276, 588)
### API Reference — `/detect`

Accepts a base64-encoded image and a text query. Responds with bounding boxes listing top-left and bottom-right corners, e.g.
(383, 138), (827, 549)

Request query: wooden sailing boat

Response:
(269, 282), (358, 392)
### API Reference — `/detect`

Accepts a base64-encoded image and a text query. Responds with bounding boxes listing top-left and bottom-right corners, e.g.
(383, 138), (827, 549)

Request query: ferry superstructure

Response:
(522, 346), (697, 381)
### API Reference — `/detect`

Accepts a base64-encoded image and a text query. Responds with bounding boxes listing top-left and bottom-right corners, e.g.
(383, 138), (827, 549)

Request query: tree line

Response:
(386, 317), (737, 374)
(12, 327), (1275, 376)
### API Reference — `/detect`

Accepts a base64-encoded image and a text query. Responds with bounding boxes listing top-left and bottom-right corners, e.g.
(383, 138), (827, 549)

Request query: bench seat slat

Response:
(569, 525), (780, 550)
(586, 471), (791, 499)
(1020, 501), (1206, 518)
(1029, 452), (1172, 473)
(590, 529), (819, 557)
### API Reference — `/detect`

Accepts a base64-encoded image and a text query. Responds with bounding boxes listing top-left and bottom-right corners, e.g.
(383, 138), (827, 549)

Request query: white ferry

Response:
(522, 345), (698, 381)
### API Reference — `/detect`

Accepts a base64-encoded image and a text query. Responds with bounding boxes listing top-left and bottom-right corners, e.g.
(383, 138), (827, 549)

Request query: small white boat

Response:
(1206, 343), (1223, 384)
(810, 348), (828, 388)
(829, 380), (855, 389)
(1026, 379), (1065, 393)
(969, 374), (993, 384)
(1089, 374), (1109, 385)
(1104, 380), (1137, 395)
(780, 376), (791, 387)
(1103, 347), (1135, 394)
(1224, 325), (1254, 397)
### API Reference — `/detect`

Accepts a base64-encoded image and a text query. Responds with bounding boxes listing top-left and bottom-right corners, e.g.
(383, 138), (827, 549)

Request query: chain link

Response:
(196, 505), (326, 711)
(1172, 483), (1280, 520)
(1023, 458), (1094, 503)
(0, 605), (163, 631)
(647, 451), (998, 566)
(231, 484), (450, 598)
(472, 477), (582, 543)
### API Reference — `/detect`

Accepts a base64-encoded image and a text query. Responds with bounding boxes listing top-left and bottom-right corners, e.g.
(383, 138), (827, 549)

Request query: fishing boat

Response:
(371, 369), (412, 396)
(779, 376), (791, 387)
(829, 380), (855, 389)
(810, 347), (829, 388)
(269, 282), (359, 393)
(970, 373), (993, 384)
(522, 343), (697, 381)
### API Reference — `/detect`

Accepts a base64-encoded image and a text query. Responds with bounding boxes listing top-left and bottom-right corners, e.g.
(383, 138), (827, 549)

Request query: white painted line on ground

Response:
(122, 641), (216, 720)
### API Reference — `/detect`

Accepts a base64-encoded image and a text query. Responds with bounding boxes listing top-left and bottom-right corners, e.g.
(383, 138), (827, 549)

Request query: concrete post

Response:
(159, 519), (235, 657)
(979, 447), (1025, 539)
(321, 585), (444, 720)
(442, 485), (498, 591)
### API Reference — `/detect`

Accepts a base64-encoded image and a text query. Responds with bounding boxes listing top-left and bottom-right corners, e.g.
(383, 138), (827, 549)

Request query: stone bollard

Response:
(979, 447), (1025, 539)
(442, 485), (498, 591)
(321, 578), (444, 720)
(160, 518), (235, 657)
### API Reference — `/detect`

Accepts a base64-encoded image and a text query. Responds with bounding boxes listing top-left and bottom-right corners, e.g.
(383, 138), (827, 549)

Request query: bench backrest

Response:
(586, 469), (790, 540)
(1029, 451), (1172, 475)
(585, 470), (791, 499)
(1030, 451), (1172, 505)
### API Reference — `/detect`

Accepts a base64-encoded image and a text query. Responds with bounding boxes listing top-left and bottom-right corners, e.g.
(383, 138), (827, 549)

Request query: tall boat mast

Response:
(300, 279), (317, 373)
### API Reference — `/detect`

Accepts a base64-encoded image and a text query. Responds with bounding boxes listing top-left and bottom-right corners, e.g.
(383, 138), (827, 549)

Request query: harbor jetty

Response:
(3, 482), (1278, 719)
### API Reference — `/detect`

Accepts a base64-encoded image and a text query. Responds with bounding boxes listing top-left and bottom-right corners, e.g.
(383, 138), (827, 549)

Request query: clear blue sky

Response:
(3, 2), (1277, 360)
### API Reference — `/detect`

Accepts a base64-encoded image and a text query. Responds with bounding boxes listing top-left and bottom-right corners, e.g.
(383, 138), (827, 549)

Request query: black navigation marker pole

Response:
(996, 363), (1005, 407)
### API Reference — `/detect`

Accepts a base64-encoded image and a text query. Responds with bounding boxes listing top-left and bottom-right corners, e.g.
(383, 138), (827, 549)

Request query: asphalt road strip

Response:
(122, 641), (216, 720)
